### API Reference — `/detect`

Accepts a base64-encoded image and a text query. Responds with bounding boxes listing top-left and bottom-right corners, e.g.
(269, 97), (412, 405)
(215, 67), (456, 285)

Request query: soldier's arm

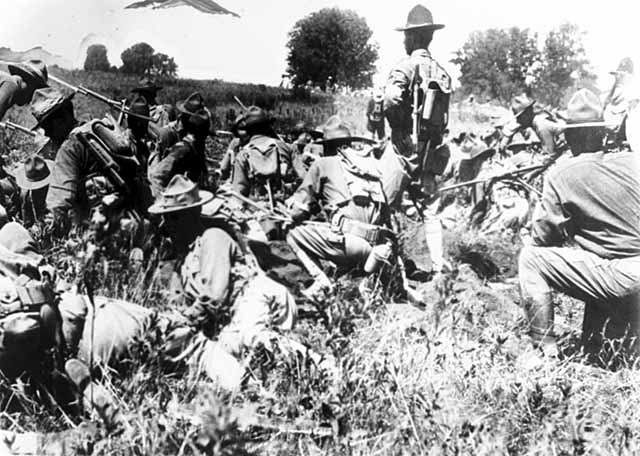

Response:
(0, 77), (19, 121)
(534, 116), (560, 158)
(46, 136), (87, 213)
(383, 65), (412, 128)
(148, 143), (187, 195)
(196, 229), (236, 306)
(231, 151), (251, 197)
(289, 160), (322, 221)
(530, 175), (570, 247)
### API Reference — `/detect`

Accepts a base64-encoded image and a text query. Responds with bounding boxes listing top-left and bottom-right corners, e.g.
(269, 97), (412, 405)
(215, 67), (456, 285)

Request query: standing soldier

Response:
(382, 4), (452, 276)
(148, 92), (211, 196)
(131, 77), (174, 127)
(0, 60), (48, 120)
(603, 57), (637, 143)
(366, 86), (386, 141)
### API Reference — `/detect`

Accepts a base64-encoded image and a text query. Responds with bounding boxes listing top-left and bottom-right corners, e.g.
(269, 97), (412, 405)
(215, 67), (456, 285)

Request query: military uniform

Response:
(518, 89), (640, 354)
(169, 227), (296, 356)
(0, 61), (48, 121)
(502, 112), (564, 160)
(148, 135), (207, 196)
(287, 140), (392, 288)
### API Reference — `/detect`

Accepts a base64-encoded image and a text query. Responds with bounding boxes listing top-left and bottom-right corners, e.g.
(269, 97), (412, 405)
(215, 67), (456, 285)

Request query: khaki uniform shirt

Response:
(0, 72), (20, 121)
(532, 151), (640, 259)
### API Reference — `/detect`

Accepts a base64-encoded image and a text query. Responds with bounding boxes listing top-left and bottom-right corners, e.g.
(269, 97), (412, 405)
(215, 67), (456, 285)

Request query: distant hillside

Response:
(0, 46), (73, 68)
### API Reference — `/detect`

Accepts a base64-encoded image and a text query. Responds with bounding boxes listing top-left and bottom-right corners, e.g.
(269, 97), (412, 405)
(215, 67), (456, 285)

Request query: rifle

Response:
(234, 96), (248, 111)
(227, 189), (292, 223)
(439, 164), (544, 193)
(48, 74), (152, 122)
(411, 64), (421, 150)
(0, 120), (36, 137)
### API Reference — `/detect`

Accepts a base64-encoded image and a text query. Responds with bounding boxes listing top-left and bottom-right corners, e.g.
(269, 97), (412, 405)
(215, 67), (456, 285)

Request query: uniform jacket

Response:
(148, 134), (206, 196)
(532, 150), (640, 259)
(503, 112), (564, 159)
(290, 148), (388, 226)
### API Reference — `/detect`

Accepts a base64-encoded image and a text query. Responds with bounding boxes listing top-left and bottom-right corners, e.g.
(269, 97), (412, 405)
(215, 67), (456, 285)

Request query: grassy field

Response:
(4, 72), (639, 455)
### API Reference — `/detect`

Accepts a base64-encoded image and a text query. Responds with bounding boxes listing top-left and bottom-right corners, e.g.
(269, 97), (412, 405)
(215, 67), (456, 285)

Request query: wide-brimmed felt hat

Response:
(459, 135), (493, 160)
(511, 95), (536, 119)
(131, 76), (163, 94)
(127, 95), (150, 119)
(395, 5), (444, 32)
(30, 88), (75, 130)
(563, 89), (610, 129)
(293, 120), (324, 139)
(15, 156), (53, 190)
(610, 57), (633, 76)
(148, 174), (214, 214)
(317, 115), (375, 145)
(177, 92), (211, 130)
(238, 106), (275, 130)
(8, 60), (48, 90)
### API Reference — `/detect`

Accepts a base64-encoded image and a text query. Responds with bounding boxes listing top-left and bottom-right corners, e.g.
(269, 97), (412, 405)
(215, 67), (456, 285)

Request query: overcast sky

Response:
(0, 0), (638, 89)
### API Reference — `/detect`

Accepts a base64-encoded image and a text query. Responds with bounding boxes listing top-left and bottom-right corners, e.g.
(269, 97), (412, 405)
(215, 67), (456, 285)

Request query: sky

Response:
(0, 0), (638, 90)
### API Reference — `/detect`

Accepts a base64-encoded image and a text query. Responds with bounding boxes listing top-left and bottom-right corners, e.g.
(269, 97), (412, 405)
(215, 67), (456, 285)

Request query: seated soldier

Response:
(286, 117), (395, 299)
(290, 121), (324, 180)
(43, 90), (146, 234)
(131, 76), (175, 128)
(148, 175), (298, 389)
(0, 221), (150, 417)
(15, 155), (53, 228)
(500, 95), (565, 164)
(519, 89), (640, 357)
(231, 106), (295, 200)
(148, 92), (211, 197)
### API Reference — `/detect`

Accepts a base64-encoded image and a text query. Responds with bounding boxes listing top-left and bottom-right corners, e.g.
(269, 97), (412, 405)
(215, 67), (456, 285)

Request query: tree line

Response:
(84, 42), (178, 78)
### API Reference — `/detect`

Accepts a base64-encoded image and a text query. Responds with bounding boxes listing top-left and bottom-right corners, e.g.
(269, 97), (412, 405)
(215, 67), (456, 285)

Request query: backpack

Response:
(244, 136), (282, 181)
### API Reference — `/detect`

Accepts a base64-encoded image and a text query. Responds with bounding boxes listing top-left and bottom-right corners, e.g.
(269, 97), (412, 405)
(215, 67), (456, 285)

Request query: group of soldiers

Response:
(0, 3), (637, 425)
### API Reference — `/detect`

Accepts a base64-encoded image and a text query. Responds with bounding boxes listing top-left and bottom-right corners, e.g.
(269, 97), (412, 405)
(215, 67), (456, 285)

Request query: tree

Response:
(451, 28), (540, 104)
(286, 8), (378, 90)
(120, 42), (156, 75)
(84, 44), (110, 72)
(532, 23), (596, 106)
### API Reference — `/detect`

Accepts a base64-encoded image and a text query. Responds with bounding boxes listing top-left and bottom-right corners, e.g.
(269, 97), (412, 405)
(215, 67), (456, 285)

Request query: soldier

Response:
(286, 117), (394, 299)
(131, 76), (175, 127)
(365, 86), (386, 140)
(603, 57), (638, 141)
(381, 4), (452, 276)
(148, 92), (211, 196)
(500, 95), (565, 164)
(125, 95), (152, 172)
(231, 106), (295, 200)
(0, 60), (48, 120)
(518, 89), (640, 358)
(44, 91), (145, 234)
(148, 175), (297, 388)
(15, 155), (53, 228)
(219, 112), (249, 181)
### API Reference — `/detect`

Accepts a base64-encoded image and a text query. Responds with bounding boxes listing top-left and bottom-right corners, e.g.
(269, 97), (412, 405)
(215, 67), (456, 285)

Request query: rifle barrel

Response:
(440, 164), (545, 193)
(0, 121), (36, 137)
(49, 74), (152, 121)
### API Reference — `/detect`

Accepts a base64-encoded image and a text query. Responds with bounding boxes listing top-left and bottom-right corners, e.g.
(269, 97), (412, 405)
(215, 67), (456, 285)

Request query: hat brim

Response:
(31, 93), (75, 131)
(132, 86), (163, 94)
(148, 190), (214, 215)
(318, 135), (377, 145)
(395, 23), (445, 31)
(8, 64), (47, 89)
(14, 159), (53, 190)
